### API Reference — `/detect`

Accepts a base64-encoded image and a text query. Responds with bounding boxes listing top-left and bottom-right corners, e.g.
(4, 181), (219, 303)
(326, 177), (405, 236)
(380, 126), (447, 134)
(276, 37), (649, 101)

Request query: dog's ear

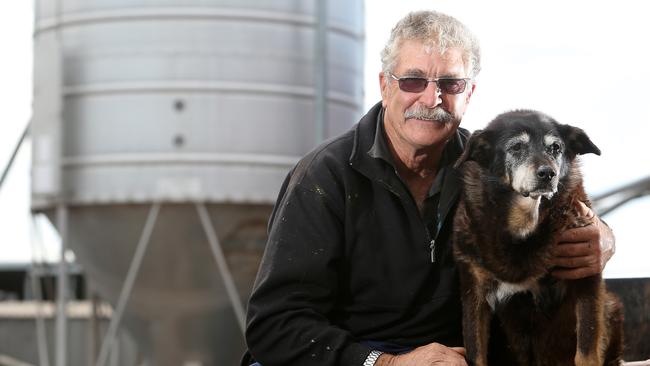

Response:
(556, 123), (601, 158)
(455, 129), (494, 168)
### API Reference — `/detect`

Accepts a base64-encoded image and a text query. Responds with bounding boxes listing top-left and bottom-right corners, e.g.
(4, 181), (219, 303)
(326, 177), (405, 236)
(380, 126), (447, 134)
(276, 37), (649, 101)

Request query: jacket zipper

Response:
(425, 227), (436, 263)
(386, 168), (439, 263)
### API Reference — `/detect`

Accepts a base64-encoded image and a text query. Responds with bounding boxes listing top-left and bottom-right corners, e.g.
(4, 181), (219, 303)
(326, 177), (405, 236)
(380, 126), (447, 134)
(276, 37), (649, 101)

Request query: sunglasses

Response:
(390, 73), (471, 94)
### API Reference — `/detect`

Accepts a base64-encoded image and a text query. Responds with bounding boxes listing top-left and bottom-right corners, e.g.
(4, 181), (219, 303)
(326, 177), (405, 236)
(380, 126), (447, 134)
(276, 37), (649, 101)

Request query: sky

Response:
(0, 1), (648, 277)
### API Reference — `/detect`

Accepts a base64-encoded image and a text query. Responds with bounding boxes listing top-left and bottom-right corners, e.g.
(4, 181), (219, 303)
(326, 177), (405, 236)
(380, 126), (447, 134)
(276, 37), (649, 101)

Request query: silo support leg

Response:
(95, 203), (161, 366)
(56, 204), (68, 366)
(0, 120), (29, 192)
(30, 214), (52, 366)
(196, 203), (246, 334)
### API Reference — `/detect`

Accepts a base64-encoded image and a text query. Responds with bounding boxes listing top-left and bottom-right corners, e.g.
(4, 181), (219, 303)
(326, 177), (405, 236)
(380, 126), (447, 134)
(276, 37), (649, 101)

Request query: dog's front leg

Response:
(459, 265), (493, 366)
(573, 277), (605, 366)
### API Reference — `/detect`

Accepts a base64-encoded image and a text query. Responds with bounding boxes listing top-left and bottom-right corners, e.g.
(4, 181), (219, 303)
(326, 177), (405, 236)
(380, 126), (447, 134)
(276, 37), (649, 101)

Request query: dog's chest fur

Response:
(508, 195), (542, 238)
(487, 280), (538, 310)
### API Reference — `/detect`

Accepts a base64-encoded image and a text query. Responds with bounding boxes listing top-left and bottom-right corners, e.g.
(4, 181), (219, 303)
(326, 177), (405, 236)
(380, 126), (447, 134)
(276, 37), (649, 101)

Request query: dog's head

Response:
(455, 110), (600, 199)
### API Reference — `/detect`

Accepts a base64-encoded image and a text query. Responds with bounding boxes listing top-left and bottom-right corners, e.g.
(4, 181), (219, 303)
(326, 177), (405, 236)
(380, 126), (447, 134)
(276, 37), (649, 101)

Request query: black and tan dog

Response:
(452, 110), (623, 365)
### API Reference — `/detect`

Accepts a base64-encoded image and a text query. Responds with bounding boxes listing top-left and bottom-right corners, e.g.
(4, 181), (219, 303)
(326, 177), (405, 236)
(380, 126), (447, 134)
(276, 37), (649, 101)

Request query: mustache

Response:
(404, 105), (454, 123)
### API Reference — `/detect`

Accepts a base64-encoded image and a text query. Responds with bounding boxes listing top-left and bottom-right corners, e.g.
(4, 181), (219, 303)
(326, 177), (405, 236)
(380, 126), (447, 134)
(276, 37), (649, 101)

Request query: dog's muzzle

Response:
(536, 166), (556, 182)
(522, 166), (558, 199)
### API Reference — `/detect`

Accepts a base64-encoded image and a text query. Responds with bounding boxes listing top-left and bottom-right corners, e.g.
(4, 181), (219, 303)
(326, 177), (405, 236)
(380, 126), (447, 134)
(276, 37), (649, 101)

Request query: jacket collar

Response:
(367, 107), (394, 164)
(349, 102), (404, 197)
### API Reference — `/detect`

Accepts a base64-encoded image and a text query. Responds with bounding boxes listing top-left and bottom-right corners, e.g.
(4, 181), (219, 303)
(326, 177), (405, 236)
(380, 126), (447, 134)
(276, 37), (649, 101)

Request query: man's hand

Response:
(376, 343), (467, 366)
(551, 201), (615, 279)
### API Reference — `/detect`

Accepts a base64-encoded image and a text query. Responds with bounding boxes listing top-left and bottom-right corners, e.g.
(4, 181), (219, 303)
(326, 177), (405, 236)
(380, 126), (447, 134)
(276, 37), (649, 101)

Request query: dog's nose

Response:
(536, 166), (556, 181)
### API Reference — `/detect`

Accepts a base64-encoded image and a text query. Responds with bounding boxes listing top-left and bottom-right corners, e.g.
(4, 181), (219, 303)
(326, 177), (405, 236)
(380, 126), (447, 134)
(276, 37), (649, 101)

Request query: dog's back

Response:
(452, 110), (623, 365)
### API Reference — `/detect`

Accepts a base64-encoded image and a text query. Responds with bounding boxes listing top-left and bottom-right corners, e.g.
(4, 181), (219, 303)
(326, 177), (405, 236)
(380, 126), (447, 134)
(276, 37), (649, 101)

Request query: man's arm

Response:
(245, 173), (372, 365)
(551, 201), (615, 279)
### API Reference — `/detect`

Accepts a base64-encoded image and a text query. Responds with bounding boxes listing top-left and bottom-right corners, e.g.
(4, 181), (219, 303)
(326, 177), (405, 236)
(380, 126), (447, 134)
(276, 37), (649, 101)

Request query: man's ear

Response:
(464, 82), (476, 104)
(379, 71), (389, 108)
(454, 129), (494, 168)
(556, 123), (601, 159)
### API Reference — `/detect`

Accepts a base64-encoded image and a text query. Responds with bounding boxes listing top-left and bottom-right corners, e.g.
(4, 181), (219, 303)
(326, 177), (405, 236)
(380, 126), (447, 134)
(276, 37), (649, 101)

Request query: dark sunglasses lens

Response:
(437, 79), (467, 94)
(398, 78), (428, 93)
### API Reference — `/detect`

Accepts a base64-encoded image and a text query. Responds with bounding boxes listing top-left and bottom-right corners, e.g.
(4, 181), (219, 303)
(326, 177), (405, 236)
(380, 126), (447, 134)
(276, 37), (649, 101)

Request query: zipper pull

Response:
(429, 239), (436, 263)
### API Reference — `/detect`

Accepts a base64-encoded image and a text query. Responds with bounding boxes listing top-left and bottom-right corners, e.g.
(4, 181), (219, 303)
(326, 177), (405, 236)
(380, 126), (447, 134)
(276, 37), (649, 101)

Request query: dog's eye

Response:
(548, 143), (561, 154)
(511, 143), (523, 152)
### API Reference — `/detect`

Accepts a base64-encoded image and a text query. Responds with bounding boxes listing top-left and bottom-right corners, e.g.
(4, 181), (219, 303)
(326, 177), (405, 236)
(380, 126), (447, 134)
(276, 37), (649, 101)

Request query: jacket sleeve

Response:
(244, 167), (372, 365)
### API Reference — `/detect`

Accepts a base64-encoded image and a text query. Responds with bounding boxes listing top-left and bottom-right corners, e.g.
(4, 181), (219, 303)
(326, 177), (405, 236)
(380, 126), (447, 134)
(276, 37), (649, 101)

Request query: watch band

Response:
(363, 350), (384, 366)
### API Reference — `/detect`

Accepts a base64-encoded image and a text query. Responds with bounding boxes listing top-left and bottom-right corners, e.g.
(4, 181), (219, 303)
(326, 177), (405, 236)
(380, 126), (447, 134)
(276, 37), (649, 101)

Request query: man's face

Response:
(380, 40), (475, 151)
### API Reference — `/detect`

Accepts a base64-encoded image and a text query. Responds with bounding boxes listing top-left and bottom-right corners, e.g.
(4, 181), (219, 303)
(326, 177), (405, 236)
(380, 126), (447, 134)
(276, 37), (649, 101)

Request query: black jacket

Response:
(244, 102), (470, 365)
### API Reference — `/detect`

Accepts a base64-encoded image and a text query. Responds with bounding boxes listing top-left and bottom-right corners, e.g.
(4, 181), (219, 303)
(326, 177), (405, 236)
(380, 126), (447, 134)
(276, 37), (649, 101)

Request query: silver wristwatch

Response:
(363, 350), (384, 366)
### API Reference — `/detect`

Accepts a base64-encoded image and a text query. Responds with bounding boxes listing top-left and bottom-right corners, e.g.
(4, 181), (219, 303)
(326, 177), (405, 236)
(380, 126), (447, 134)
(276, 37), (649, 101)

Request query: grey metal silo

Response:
(31, 0), (365, 365)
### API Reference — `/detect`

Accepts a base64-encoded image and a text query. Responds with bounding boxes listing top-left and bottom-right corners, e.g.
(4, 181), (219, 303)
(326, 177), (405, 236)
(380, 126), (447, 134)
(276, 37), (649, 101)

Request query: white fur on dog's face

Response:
(506, 133), (533, 192)
(504, 132), (565, 199)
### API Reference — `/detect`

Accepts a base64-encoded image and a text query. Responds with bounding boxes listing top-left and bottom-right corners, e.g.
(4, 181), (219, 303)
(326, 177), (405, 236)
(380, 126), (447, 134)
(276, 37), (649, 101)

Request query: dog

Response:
(452, 110), (623, 365)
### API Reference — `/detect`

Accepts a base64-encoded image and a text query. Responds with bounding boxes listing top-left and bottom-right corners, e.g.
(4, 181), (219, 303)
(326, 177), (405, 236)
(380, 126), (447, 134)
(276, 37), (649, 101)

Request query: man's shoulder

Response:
(291, 127), (357, 183)
(284, 103), (382, 192)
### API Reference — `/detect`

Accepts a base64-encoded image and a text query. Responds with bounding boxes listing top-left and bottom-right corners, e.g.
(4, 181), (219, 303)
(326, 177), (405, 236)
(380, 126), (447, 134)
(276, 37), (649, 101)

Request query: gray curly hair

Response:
(381, 11), (481, 79)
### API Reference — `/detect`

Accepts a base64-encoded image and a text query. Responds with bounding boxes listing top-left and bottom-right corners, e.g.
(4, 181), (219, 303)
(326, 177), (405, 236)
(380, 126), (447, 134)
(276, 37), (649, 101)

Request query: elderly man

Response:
(242, 10), (614, 366)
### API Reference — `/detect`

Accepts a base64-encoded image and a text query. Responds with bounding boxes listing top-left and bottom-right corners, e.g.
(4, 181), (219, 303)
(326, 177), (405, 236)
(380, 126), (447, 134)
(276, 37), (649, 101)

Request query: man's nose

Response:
(419, 81), (442, 108)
